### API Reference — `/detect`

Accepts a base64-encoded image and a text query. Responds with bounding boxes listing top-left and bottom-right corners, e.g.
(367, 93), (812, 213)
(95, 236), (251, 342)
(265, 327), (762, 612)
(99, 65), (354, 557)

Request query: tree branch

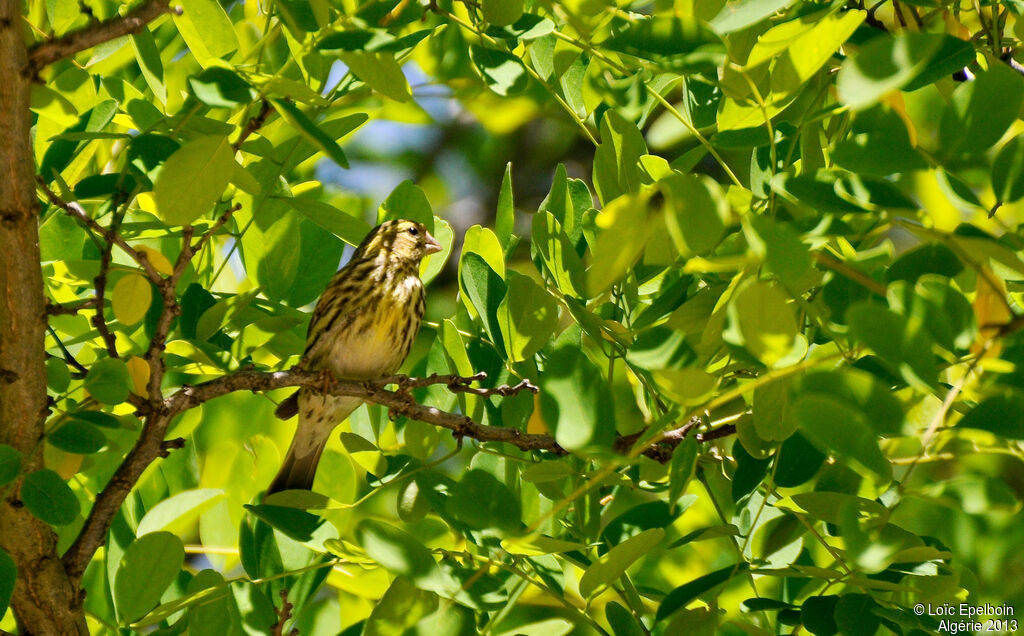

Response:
(37, 180), (164, 284)
(1, 0), (87, 628)
(28, 0), (179, 71)
(46, 297), (98, 316)
(64, 366), (732, 584)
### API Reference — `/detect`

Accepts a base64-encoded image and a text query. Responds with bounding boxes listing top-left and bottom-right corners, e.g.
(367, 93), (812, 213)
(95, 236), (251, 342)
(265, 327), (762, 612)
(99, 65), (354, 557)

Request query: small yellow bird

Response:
(268, 219), (442, 493)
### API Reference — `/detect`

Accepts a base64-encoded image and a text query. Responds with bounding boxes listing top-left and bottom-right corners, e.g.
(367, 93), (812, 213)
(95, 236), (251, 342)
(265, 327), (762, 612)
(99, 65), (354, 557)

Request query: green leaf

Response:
(154, 135), (234, 226)
(662, 174), (726, 256)
(539, 347), (616, 452)
(46, 357), (71, 393)
(84, 358), (132, 405)
(21, 469), (80, 526)
(796, 369), (904, 435)
(130, 29), (165, 104)
(587, 193), (650, 296)
(39, 101), (117, 180)
(902, 34), (976, 91)
(939, 64), (1024, 156)
(49, 419), (106, 454)
(175, 0), (239, 61)
(885, 243), (963, 283)
(846, 301), (936, 387)
(653, 368), (716, 405)
(470, 45), (529, 96)
(318, 29), (397, 52)
(364, 577), (439, 636)
(833, 594), (881, 636)
(495, 162), (514, 251)
(657, 563), (747, 621)
(338, 51), (412, 102)
(793, 394), (893, 482)
(498, 271), (558, 362)
(606, 602), (646, 636)
(837, 32), (944, 111)
(69, 410), (123, 429)
(746, 215), (818, 293)
(753, 376), (795, 442)
(708, 0), (797, 33)
(788, 492), (888, 527)
(774, 433), (826, 488)
(420, 217), (453, 285)
(115, 531), (185, 623)
(39, 211), (84, 262)
(0, 548), (13, 619)
(832, 105), (929, 176)
(603, 16), (724, 72)
(0, 445), (20, 485)
(531, 211), (585, 298)
(112, 273), (153, 326)
(725, 281), (798, 367)
(993, 135), (1024, 204)
(356, 519), (440, 585)
(288, 197), (372, 246)
(188, 67), (255, 107)
(668, 438), (698, 508)
(755, 10), (864, 95)
(448, 469), (521, 531)
(270, 98), (349, 168)
(593, 111), (648, 204)
(186, 570), (235, 636)
(957, 394), (1024, 439)
(481, 0), (523, 26)
(460, 252), (507, 352)
(801, 595), (839, 635)
(243, 503), (324, 542)
(486, 13), (555, 41)
(378, 180), (434, 230)
(579, 528), (665, 598)
(275, 0), (321, 34)
(137, 488), (225, 536)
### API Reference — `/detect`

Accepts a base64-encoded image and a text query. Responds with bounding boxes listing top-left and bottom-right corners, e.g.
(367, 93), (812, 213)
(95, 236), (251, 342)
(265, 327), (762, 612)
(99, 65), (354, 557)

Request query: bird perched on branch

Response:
(268, 219), (442, 493)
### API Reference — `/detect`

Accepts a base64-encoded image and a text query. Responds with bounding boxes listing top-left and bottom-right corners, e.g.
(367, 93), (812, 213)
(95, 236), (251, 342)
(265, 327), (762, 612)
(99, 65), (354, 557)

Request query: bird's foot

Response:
(316, 367), (334, 395)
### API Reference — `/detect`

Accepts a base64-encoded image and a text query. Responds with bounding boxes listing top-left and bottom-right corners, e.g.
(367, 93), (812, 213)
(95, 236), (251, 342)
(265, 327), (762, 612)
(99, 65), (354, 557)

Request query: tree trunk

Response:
(0, 0), (88, 632)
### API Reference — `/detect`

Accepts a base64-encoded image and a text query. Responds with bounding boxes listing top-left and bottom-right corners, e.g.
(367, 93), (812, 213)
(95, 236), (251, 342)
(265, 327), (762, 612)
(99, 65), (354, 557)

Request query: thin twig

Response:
(233, 100), (272, 151)
(270, 589), (299, 636)
(45, 298), (98, 316)
(37, 179), (163, 283)
(384, 371), (539, 397)
(46, 327), (89, 377)
(92, 206), (126, 358)
(29, 0), (179, 70)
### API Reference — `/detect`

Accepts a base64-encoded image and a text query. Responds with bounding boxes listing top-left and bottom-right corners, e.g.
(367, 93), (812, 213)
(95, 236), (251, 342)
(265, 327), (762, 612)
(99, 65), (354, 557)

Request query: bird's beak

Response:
(424, 232), (443, 254)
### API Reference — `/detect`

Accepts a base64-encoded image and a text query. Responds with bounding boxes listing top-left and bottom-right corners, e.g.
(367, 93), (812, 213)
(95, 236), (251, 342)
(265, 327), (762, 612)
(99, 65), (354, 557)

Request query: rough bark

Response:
(0, 0), (88, 633)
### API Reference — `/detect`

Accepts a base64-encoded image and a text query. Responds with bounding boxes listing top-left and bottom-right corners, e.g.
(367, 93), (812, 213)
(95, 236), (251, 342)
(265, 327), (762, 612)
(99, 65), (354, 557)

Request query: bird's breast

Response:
(320, 276), (423, 379)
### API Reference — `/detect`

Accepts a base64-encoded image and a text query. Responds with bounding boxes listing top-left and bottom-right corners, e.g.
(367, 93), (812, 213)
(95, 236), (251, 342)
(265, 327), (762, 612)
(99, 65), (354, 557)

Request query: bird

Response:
(267, 219), (442, 493)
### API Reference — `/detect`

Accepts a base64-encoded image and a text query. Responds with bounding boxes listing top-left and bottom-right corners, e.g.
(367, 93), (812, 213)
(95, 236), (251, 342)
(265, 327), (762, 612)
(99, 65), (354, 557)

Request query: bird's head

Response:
(354, 219), (443, 265)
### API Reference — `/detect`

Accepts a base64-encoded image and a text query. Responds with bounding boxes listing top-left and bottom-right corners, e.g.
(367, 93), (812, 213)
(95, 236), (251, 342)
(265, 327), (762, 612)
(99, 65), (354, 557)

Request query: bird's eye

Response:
(408, 227), (419, 236)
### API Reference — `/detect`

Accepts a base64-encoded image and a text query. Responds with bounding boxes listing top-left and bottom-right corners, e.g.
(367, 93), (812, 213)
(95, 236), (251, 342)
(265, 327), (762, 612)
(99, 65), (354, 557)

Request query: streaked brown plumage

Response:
(268, 219), (442, 493)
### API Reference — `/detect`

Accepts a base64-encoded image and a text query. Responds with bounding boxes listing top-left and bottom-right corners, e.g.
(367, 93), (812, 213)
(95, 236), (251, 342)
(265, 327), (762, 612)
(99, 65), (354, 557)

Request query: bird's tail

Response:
(267, 433), (328, 493)
(267, 393), (361, 494)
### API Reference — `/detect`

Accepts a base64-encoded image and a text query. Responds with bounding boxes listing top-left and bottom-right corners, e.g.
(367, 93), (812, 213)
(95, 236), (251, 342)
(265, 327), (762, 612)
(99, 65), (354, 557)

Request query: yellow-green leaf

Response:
(498, 271), (559, 362)
(338, 51), (411, 102)
(112, 274), (152, 326)
(154, 135), (234, 226)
